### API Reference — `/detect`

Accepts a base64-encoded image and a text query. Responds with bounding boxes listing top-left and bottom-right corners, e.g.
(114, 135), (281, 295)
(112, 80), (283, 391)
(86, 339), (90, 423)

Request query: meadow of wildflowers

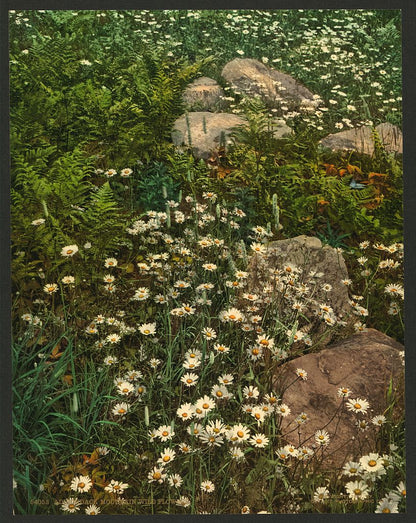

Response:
(10, 9), (404, 515)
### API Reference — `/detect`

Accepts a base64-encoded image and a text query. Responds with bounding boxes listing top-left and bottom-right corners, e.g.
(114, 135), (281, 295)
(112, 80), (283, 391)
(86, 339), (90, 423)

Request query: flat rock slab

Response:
(171, 112), (245, 159)
(172, 111), (291, 159)
(182, 76), (225, 111)
(275, 329), (404, 469)
(222, 58), (316, 106)
(320, 122), (403, 155)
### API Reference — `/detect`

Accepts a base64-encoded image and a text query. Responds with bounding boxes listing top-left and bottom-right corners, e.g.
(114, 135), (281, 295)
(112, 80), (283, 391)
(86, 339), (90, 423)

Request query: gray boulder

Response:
(171, 112), (245, 159)
(320, 122), (403, 155)
(221, 58), (316, 107)
(172, 111), (292, 160)
(247, 235), (352, 324)
(182, 76), (225, 112)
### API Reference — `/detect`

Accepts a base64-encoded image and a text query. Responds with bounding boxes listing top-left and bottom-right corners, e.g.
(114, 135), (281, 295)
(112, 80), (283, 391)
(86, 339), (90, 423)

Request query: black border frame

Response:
(2, 1), (415, 521)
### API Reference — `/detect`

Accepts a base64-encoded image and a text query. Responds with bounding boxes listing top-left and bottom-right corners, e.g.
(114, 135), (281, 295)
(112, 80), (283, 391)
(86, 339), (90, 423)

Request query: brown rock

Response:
(320, 122), (403, 155)
(221, 58), (316, 106)
(182, 76), (225, 112)
(275, 329), (404, 469)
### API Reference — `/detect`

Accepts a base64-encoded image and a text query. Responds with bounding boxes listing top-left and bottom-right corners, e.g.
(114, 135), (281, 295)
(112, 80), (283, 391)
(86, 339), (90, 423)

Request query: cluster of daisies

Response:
(347, 240), (404, 331)
(93, 168), (134, 178)
(60, 470), (129, 515)
(314, 453), (405, 513)
(22, 191), (405, 514)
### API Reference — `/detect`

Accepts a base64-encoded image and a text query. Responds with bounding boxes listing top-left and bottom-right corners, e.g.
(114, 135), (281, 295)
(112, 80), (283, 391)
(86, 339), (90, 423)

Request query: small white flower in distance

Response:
(61, 244), (79, 257)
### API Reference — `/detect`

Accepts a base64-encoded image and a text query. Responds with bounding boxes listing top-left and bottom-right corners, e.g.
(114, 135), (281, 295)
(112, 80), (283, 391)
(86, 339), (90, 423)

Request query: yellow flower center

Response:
(368, 460), (377, 467)
(186, 379), (193, 384)
(350, 467), (357, 473)
(209, 436), (215, 442)
(114, 485), (120, 490)
(144, 329), (150, 334)
(118, 408), (126, 414)
(162, 431), (169, 437)
(68, 504), (75, 510)
(237, 430), (244, 438)
(182, 412), (188, 417)
(163, 456), (170, 462)
(202, 403), (210, 409)
(79, 482), (85, 488)
(67, 250), (73, 255)
(252, 348), (260, 355)
(153, 472), (161, 480)
(138, 387), (144, 393)
(256, 439), (262, 444)
(354, 403), (362, 409)
(216, 391), (223, 397)
(354, 489), (362, 495)
(260, 339), (269, 346)
(229, 315), (236, 320)
(195, 409), (202, 415)
(382, 508), (391, 513)
(122, 388), (129, 393)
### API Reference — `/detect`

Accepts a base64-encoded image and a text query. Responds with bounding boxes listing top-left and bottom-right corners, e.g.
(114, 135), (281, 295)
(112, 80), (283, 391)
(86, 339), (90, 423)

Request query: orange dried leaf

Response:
(62, 374), (73, 386)
(323, 163), (338, 176)
(347, 164), (363, 175)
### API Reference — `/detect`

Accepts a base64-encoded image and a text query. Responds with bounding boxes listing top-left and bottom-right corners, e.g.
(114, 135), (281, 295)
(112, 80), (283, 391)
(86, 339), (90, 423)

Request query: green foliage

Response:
(133, 161), (182, 211)
(10, 23), (206, 165)
(80, 181), (125, 256)
(316, 220), (351, 248)
(11, 147), (93, 259)
(12, 330), (116, 513)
